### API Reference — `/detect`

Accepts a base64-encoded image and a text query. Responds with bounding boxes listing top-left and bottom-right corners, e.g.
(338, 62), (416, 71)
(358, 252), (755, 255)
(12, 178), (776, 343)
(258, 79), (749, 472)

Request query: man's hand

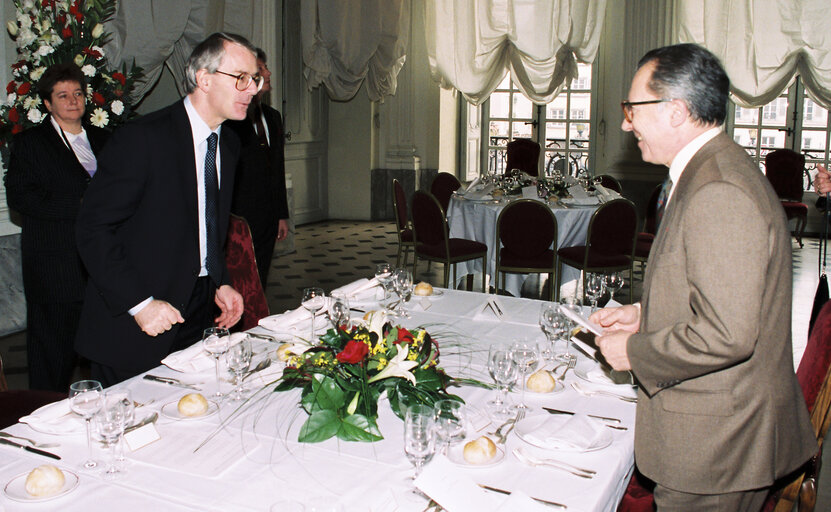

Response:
(815, 164), (831, 195)
(596, 330), (633, 371)
(214, 285), (244, 328)
(276, 219), (289, 242)
(134, 300), (184, 336)
(590, 304), (641, 333)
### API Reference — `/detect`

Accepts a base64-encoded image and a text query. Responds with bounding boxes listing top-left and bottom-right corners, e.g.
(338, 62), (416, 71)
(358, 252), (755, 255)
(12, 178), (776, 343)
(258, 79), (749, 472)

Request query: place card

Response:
(123, 422), (161, 451)
(475, 296), (504, 320)
(521, 185), (537, 199)
(414, 455), (497, 511)
(568, 184), (589, 199)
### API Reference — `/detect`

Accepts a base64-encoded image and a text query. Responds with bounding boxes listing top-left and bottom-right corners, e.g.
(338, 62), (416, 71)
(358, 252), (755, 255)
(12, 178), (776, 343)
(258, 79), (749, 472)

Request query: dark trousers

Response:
(26, 300), (82, 392)
(91, 277), (216, 387)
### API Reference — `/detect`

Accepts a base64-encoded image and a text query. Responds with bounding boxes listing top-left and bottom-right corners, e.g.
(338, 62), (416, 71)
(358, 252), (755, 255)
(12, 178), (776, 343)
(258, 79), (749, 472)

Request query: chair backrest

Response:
(642, 183), (663, 235)
(765, 149), (806, 202)
(506, 138), (541, 177)
(596, 174), (623, 193)
(0, 354), (7, 392)
(497, 199), (557, 257)
(392, 179), (408, 232)
(430, 173), (462, 214)
(225, 215), (270, 331)
(411, 190), (447, 249)
(587, 198), (638, 256)
(798, 301), (831, 414)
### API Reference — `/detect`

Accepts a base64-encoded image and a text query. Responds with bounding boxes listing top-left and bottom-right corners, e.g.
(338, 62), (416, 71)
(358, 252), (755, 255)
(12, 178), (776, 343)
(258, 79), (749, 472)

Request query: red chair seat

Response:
(782, 202), (808, 214)
(416, 238), (487, 259)
(634, 233), (654, 259)
(499, 248), (557, 269)
(557, 245), (631, 268)
(401, 227), (414, 243)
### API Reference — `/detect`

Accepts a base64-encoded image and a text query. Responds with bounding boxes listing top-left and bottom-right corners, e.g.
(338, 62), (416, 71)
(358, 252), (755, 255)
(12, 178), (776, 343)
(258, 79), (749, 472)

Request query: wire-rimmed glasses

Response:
(213, 70), (264, 91)
(621, 98), (673, 123)
(69, 379), (104, 470)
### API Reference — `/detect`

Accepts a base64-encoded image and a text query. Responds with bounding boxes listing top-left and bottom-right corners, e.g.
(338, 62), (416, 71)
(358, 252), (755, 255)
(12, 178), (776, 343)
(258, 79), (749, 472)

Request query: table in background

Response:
(447, 195), (597, 297)
(0, 289), (635, 511)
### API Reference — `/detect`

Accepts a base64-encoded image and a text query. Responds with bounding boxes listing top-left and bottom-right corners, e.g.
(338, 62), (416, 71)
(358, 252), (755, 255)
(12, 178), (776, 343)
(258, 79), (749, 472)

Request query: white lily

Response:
(368, 344), (417, 385)
(362, 310), (387, 341)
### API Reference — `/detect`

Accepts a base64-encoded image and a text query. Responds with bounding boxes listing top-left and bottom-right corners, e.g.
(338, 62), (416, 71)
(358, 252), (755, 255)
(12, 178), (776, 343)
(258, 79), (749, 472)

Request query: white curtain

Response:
(425, 0), (607, 106)
(678, 0), (831, 109)
(300, 0), (409, 102)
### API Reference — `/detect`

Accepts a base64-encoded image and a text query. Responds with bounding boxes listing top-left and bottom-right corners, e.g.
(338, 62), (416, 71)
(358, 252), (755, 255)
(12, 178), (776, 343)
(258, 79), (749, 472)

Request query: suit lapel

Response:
(39, 117), (91, 179)
(170, 102), (200, 247)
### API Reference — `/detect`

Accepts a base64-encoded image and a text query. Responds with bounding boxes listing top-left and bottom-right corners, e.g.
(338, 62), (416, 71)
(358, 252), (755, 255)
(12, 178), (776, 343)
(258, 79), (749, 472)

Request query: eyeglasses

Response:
(621, 99), (673, 123)
(214, 70), (264, 92)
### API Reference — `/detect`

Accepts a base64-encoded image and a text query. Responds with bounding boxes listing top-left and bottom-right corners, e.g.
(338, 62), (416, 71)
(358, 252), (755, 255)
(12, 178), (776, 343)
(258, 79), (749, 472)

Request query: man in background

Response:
(592, 43), (815, 510)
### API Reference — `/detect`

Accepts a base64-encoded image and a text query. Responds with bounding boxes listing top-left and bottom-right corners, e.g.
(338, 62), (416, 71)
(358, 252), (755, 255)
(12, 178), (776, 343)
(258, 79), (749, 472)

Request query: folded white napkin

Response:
(162, 342), (212, 373)
(524, 413), (607, 451)
(19, 399), (85, 435)
(258, 306), (327, 338)
(463, 177), (481, 194)
(247, 364), (285, 387)
(332, 277), (380, 302)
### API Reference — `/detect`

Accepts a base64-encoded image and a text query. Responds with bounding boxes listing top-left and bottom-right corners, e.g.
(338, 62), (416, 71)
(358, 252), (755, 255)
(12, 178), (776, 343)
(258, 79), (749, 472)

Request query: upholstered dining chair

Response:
(595, 174), (623, 194)
(633, 183), (663, 278)
(618, 301), (831, 512)
(226, 214), (270, 331)
(765, 149), (809, 248)
(0, 354), (65, 429)
(411, 190), (487, 292)
(556, 198), (638, 303)
(506, 138), (541, 177)
(495, 199), (558, 300)
(392, 179), (415, 268)
(430, 173), (462, 215)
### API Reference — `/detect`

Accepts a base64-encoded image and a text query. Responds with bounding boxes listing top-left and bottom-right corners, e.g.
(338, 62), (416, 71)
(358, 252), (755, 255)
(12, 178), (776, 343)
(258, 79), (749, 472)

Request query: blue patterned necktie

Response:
(204, 132), (220, 285)
(655, 177), (673, 230)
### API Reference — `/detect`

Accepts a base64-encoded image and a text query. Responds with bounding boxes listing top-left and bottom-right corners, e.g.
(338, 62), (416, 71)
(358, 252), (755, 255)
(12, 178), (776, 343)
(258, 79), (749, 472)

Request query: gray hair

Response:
(183, 32), (257, 93)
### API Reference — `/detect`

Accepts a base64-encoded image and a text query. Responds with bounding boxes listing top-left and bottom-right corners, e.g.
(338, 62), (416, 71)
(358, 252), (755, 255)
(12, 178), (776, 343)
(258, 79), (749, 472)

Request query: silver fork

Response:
(571, 382), (637, 403)
(512, 447), (595, 478)
(496, 408), (526, 443)
(0, 431), (60, 449)
(558, 357), (577, 380)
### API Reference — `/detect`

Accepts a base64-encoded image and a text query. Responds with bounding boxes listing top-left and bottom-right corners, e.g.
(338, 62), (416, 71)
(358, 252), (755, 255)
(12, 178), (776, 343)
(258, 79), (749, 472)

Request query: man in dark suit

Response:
(75, 33), (259, 386)
(225, 48), (289, 290)
(5, 63), (109, 391)
(592, 44), (815, 510)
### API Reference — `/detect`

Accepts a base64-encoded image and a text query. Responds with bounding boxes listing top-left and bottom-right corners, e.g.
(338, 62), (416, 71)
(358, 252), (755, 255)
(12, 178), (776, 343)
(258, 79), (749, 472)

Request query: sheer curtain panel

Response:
(425, 0), (606, 105)
(678, 0), (831, 109)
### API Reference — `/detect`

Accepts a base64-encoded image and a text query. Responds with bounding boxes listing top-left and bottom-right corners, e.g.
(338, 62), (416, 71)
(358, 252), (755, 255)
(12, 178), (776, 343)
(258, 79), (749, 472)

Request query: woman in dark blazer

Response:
(4, 63), (110, 391)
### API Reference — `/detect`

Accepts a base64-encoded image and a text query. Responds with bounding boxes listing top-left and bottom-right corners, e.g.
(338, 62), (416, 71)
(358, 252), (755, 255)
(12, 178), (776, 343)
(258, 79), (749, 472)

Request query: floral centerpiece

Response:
(274, 311), (462, 443)
(1, 0), (142, 155)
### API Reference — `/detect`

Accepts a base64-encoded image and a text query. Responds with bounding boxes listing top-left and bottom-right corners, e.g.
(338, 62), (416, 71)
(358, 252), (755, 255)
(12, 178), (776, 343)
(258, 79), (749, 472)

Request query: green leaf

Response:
(413, 368), (442, 391)
(301, 374), (346, 412)
(337, 414), (384, 442)
(298, 410), (340, 443)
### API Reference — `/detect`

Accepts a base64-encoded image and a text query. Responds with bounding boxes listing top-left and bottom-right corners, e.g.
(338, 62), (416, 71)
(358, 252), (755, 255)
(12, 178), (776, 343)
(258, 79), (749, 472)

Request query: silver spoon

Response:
(242, 358), (272, 381)
(0, 431), (60, 449)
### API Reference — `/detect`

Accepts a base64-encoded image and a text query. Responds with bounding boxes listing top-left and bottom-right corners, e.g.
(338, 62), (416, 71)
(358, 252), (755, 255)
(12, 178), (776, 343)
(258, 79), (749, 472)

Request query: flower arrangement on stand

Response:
(1, 0), (142, 157)
(275, 311), (462, 443)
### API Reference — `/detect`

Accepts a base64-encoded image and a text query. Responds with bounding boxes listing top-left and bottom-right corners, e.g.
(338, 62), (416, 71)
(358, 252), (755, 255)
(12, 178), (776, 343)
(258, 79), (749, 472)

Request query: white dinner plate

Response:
(515, 414), (613, 452)
(446, 440), (505, 468)
(413, 288), (443, 298)
(160, 399), (219, 421)
(4, 469), (79, 502)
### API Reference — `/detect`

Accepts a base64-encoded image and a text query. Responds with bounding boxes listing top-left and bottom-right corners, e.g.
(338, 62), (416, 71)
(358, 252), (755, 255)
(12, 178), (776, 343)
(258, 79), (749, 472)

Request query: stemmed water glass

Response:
(585, 273), (605, 313)
(603, 272), (624, 304)
(404, 404), (436, 480)
(107, 389), (135, 468)
(301, 287), (326, 341)
(328, 292), (351, 330)
(375, 263), (393, 305)
(95, 395), (126, 479)
(510, 339), (539, 411)
(202, 327), (230, 398)
(433, 400), (466, 455)
(227, 336), (253, 401)
(69, 379), (104, 470)
(558, 296), (582, 363)
(392, 268), (413, 318)
(486, 345), (518, 421)
(538, 303), (561, 364)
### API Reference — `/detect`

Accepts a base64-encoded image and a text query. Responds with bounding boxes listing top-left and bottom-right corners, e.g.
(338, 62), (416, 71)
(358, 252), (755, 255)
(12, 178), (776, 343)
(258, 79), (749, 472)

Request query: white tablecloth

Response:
(0, 288), (635, 512)
(447, 195), (596, 297)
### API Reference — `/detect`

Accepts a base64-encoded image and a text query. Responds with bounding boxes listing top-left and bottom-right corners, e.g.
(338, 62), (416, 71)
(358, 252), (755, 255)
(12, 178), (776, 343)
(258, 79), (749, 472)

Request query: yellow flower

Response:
(376, 357), (388, 370)
(367, 344), (417, 385)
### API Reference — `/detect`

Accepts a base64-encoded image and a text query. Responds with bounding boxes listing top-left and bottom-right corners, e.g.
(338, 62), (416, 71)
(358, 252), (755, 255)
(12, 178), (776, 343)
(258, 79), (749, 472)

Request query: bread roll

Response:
(526, 369), (557, 393)
(276, 343), (293, 361)
(413, 282), (433, 296)
(25, 465), (65, 497)
(177, 393), (209, 417)
(463, 436), (497, 464)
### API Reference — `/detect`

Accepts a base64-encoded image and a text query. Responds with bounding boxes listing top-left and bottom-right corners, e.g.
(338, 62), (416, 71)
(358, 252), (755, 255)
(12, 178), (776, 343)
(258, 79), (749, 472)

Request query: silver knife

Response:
(478, 484), (566, 509)
(143, 374), (201, 390)
(543, 407), (627, 429)
(0, 438), (61, 460)
(124, 412), (158, 434)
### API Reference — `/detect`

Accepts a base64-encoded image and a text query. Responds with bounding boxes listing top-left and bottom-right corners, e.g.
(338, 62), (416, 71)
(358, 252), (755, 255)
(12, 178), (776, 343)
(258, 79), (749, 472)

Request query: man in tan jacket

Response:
(592, 43), (816, 511)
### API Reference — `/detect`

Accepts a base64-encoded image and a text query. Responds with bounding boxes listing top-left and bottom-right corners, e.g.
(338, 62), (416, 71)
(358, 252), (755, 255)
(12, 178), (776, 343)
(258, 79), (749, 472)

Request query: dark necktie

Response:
(204, 132), (221, 285)
(655, 177), (673, 230)
(252, 105), (269, 148)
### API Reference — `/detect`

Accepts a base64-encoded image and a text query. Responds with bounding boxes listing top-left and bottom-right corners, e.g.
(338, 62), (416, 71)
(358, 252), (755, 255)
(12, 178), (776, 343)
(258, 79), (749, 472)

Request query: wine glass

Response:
(403, 404), (436, 480)
(328, 292), (351, 330)
(202, 327), (231, 398)
(392, 268), (413, 318)
(95, 395), (126, 479)
(227, 336), (253, 401)
(538, 303), (561, 363)
(301, 287), (325, 341)
(510, 339), (539, 410)
(433, 400), (466, 455)
(585, 273), (605, 313)
(375, 263), (393, 304)
(603, 272), (624, 304)
(69, 379), (104, 470)
(487, 345), (518, 421)
(107, 389), (135, 467)
(558, 296), (582, 363)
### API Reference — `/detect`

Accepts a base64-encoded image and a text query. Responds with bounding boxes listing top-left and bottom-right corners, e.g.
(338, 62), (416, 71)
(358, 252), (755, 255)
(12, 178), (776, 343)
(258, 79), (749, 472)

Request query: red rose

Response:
(336, 340), (369, 364)
(12, 124), (22, 134)
(92, 92), (105, 106)
(69, 4), (78, 14)
(8, 109), (19, 123)
(56, 14), (66, 25)
(17, 82), (31, 95)
(62, 27), (72, 38)
(6, 81), (15, 94)
(112, 72), (126, 85)
(83, 47), (102, 59)
(114, 89), (123, 97)
(75, 12), (83, 22)
(394, 327), (414, 345)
